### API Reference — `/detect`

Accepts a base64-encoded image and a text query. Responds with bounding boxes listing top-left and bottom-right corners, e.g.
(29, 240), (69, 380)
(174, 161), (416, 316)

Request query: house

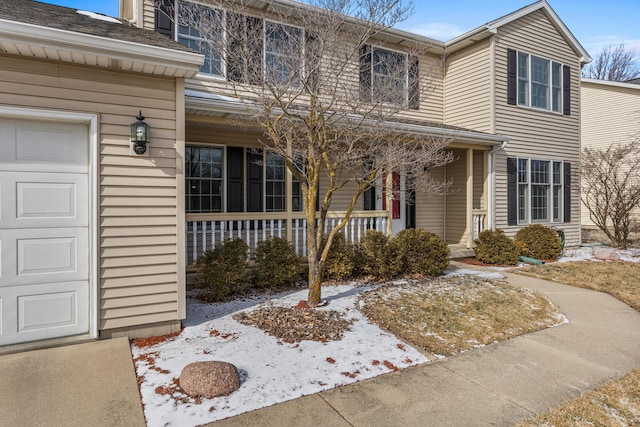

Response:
(0, 0), (589, 349)
(580, 78), (640, 230)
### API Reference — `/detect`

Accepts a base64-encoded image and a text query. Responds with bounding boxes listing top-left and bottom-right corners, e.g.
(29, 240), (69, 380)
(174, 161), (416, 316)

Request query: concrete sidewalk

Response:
(0, 337), (145, 427)
(210, 266), (640, 426)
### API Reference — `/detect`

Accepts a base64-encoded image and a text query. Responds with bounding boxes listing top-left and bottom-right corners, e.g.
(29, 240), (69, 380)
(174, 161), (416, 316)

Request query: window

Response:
(186, 146), (224, 213)
(177, 3), (224, 76)
(509, 157), (568, 225)
(360, 45), (419, 109)
(264, 21), (303, 86)
(508, 49), (569, 114)
(265, 152), (286, 212)
(187, 146), (305, 214)
(176, 2), (304, 85)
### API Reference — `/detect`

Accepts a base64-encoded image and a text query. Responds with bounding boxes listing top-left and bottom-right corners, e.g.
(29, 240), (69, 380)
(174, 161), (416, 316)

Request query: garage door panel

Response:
(0, 119), (88, 173)
(0, 281), (89, 346)
(0, 117), (90, 346)
(0, 172), (88, 229)
(0, 228), (88, 287)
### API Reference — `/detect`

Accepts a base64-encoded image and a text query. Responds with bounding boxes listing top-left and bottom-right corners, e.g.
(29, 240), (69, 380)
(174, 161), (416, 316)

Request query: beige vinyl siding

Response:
(493, 9), (582, 247)
(473, 150), (486, 210)
(415, 166), (445, 238)
(444, 38), (493, 133)
(445, 150), (468, 244)
(581, 81), (640, 227)
(0, 55), (182, 333)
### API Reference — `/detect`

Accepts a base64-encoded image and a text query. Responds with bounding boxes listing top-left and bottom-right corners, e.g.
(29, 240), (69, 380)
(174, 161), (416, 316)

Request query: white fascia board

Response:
(0, 19), (203, 77)
(581, 78), (640, 91)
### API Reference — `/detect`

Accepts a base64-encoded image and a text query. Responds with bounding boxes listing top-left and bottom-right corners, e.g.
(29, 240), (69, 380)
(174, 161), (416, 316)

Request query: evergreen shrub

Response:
(193, 238), (249, 301)
(515, 224), (563, 260)
(473, 229), (520, 265)
(394, 228), (450, 276)
(253, 237), (302, 288)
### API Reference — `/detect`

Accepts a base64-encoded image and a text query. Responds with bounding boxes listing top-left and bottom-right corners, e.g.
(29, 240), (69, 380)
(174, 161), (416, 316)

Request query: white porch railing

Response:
(185, 211), (388, 265)
(471, 209), (487, 244)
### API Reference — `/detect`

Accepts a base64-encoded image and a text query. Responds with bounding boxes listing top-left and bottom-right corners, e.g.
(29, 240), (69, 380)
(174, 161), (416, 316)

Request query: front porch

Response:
(185, 203), (486, 266)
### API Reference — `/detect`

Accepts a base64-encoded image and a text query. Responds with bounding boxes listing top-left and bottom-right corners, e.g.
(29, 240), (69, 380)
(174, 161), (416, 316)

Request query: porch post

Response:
(285, 144), (293, 243)
(466, 148), (474, 248)
(385, 168), (393, 236)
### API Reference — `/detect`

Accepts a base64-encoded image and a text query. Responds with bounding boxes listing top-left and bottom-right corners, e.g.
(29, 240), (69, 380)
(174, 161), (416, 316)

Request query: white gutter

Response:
(487, 140), (509, 230)
(0, 19), (203, 77)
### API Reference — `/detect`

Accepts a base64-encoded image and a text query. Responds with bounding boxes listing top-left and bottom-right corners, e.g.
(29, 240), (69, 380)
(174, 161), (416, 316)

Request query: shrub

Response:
(253, 237), (302, 288)
(394, 228), (450, 276)
(474, 229), (520, 265)
(515, 224), (563, 260)
(323, 233), (356, 281)
(358, 230), (403, 279)
(193, 238), (249, 302)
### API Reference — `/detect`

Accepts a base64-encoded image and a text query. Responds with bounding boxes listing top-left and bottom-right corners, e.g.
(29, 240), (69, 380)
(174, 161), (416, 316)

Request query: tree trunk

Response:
(307, 260), (322, 305)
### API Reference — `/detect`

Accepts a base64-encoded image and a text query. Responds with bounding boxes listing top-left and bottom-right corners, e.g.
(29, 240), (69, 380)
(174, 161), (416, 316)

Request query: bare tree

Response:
(582, 43), (640, 82)
(581, 139), (640, 248)
(175, 0), (454, 304)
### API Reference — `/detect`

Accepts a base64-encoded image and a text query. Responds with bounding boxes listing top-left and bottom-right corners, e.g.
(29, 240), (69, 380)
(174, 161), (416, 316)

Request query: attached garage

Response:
(0, 0), (202, 350)
(0, 118), (92, 346)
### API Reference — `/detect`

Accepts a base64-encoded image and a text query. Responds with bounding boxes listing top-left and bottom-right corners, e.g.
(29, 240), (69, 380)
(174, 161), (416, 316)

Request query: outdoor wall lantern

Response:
(131, 110), (150, 155)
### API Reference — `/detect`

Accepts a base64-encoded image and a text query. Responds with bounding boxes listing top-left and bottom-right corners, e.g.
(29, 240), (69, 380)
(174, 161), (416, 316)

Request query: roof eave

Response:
(0, 19), (203, 78)
(185, 94), (509, 146)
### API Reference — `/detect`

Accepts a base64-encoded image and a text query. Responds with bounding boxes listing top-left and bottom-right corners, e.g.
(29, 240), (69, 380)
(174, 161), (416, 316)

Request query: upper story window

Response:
(177, 3), (224, 77)
(360, 45), (419, 109)
(507, 49), (571, 115)
(176, 1), (303, 85)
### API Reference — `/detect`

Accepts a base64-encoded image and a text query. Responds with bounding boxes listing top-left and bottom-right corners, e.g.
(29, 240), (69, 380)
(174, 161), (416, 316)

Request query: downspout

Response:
(487, 140), (508, 230)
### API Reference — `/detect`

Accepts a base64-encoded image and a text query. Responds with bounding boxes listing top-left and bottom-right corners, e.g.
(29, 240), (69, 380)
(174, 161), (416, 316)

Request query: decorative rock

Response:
(594, 248), (620, 261)
(179, 361), (240, 398)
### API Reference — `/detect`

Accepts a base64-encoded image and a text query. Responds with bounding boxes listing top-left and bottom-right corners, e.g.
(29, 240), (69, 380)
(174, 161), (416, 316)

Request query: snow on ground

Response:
(132, 247), (638, 426)
(133, 282), (433, 427)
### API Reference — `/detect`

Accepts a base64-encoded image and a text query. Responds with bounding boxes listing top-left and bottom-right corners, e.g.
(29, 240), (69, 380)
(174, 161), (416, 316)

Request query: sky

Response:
(42, 0), (640, 60)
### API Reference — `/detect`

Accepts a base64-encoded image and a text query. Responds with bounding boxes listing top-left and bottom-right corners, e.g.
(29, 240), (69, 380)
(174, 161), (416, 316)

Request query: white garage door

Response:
(0, 118), (90, 346)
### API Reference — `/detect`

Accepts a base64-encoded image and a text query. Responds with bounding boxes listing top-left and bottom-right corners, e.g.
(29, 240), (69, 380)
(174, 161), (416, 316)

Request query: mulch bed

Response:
(233, 303), (352, 343)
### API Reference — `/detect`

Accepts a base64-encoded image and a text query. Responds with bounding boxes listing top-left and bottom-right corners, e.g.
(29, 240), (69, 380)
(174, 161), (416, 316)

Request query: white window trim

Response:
(516, 51), (563, 114)
(185, 144), (226, 213)
(516, 157), (565, 225)
(369, 44), (410, 107)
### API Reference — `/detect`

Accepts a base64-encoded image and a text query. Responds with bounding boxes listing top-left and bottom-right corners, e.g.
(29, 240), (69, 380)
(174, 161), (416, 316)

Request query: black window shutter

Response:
(563, 65), (571, 115)
(247, 149), (263, 212)
(363, 186), (376, 210)
(408, 55), (420, 110)
(155, 0), (174, 39)
(507, 48), (517, 105)
(305, 32), (320, 94)
(359, 44), (372, 102)
(507, 157), (518, 225)
(227, 147), (244, 212)
(563, 162), (571, 222)
(227, 14), (264, 84)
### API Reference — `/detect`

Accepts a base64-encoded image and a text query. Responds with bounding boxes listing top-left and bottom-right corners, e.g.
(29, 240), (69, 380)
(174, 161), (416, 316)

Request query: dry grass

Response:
(517, 261), (640, 311)
(516, 368), (640, 427)
(358, 276), (564, 356)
